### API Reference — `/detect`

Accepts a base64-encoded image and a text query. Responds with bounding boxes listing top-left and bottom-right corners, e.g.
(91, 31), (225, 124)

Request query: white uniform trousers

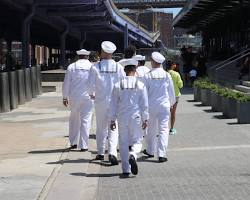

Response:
(69, 98), (93, 149)
(95, 102), (118, 156)
(119, 118), (143, 173)
(146, 109), (170, 157)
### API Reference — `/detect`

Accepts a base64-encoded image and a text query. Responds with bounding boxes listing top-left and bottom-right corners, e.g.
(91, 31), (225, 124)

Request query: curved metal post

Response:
(60, 24), (70, 69)
(22, 5), (36, 68)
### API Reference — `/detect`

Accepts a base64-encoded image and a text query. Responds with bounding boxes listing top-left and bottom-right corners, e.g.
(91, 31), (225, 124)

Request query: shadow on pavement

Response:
(227, 122), (240, 125)
(203, 108), (215, 113)
(194, 103), (204, 107)
(29, 148), (68, 154)
(90, 160), (112, 167)
(137, 156), (159, 163)
(70, 172), (120, 178)
(213, 115), (228, 119)
(47, 158), (90, 164)
(186, 100), (196, 103)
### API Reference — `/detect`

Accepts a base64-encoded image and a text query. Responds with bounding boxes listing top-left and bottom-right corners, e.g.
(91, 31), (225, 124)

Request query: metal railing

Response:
(208, 48), (250, 84)
(209, 48), (250, 71)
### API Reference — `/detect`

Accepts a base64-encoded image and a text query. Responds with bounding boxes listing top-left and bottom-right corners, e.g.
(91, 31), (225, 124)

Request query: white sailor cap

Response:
(123, 58), (138, 67)
(101, 41), (117, 54)
(133, 55), (146, 61)
(151, 52), (165, 64)
(76, 49), (90, 56)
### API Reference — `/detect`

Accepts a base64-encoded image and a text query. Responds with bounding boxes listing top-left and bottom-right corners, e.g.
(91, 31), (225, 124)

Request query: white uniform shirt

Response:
(109, 76), (149, 125)
(145, 68), (175, 110)
(88, 59), (125, 104)
(136, 66), (150, 78)
(189, 69), (197, 77)
(62, 59), (92, 100)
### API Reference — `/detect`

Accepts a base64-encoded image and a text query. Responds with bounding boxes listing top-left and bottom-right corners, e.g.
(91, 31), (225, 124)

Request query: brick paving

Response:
(95, 88), (250, 200)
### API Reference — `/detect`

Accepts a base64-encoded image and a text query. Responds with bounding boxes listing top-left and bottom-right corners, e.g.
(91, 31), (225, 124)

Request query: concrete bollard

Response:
(36, 65), (42, 95)
(24, 68), (32, 101)
(17, 69), (26, 105)
(8, 71), (18, 109)
(0, 72), (11, 113)
(31, 66), (37, 98)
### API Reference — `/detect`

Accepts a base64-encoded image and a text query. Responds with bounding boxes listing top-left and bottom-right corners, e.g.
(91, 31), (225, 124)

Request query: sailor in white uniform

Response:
(143, 52), (176, 162)
(62, 49), (94, 151)
(133, 55), (150, 77)
(109, 58), (149, 176)
(88, 41), (125, 165)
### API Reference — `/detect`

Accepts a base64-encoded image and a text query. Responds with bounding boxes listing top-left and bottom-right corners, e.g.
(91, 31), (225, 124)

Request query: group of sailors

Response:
(62, 41), (176, 177)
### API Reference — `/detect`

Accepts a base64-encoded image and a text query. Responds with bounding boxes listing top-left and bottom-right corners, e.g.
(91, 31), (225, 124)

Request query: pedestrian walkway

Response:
(1, 88), (250, 200)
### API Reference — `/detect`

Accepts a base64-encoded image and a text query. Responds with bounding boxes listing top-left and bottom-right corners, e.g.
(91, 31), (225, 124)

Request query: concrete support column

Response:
(80, 32), (86, 49)
(124, 23), (128, 50)
(6, 39), (12, 71)
(22, 10), (34, 68)
(60, 25), (69, 69)
(31, 44), (36, 66)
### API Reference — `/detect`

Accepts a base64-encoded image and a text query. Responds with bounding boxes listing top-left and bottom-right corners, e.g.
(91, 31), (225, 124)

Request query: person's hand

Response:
(63, 98), (69, 107)
(142, 120), (148, 130)
(90, 94), (95, 100)
(110, 121), (116, 131)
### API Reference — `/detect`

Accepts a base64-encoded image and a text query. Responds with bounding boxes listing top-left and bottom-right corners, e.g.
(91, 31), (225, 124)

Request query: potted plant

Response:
(211, 85), (223, 112)
(237, 94), (250, 124)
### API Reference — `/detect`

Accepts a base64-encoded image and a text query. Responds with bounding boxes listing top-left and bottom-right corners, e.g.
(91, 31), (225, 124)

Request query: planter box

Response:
(24, 67), (32, 102)
(211, 92), (222, 112)
(0, 72), (10, 113)
(17, 69), (26, 105)
(194, 86), (201, 101)
(201, 88), (211, 106)
(36, 65), (42, 95)
(222, 97), (237, 118)
(8, 71), (18, 109)
(237, 101), (250, 124)
(31, 66), (37, 98)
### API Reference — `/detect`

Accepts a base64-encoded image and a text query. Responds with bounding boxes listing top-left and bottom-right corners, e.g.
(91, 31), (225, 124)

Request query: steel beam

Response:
(60, 24), (69, 69)
(47, 11), (107, 17)
(34, 0), (97, 6)
(124, 23), (128, 49)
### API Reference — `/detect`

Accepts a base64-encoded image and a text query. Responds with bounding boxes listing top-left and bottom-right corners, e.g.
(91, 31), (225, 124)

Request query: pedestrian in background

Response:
(62, 49), (94, 151)
(119, 45), (136, 66)
(133, 54), (150, 78)
(168, 62), (183, 135)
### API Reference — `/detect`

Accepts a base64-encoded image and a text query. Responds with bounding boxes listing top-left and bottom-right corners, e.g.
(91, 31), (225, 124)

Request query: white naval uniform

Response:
(88, 59), (125, 156)
(144, 67), (175, 157)
(62, 59), (94, 149)
(109, 76), (149, 173)
(136, 66), (150, 78)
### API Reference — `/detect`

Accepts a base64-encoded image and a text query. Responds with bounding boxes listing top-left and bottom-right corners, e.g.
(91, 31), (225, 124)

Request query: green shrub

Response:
(193, 78), (250, 102)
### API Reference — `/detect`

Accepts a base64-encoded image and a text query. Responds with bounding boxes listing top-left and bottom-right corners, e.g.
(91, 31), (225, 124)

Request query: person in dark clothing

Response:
(182, 46), (195, 86)
(196, 52), (207, 77)
(239, 55), (250, 79)
(124, 45), (136, 59)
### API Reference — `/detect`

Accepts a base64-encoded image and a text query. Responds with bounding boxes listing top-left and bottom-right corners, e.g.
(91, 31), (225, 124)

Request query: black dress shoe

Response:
(142, 149), (154, 158)
(109, 154), (119, 165)
(129, 155), (138, 175)
(80, 148), (88, 152)
(69, 145), (77, 149)
(158, 157), (168, 163)
(95, 154), (104, 160)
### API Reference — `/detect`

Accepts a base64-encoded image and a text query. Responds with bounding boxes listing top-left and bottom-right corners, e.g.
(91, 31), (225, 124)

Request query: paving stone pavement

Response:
(94, 88), (250, 200)
(1, 88), (250, 200)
